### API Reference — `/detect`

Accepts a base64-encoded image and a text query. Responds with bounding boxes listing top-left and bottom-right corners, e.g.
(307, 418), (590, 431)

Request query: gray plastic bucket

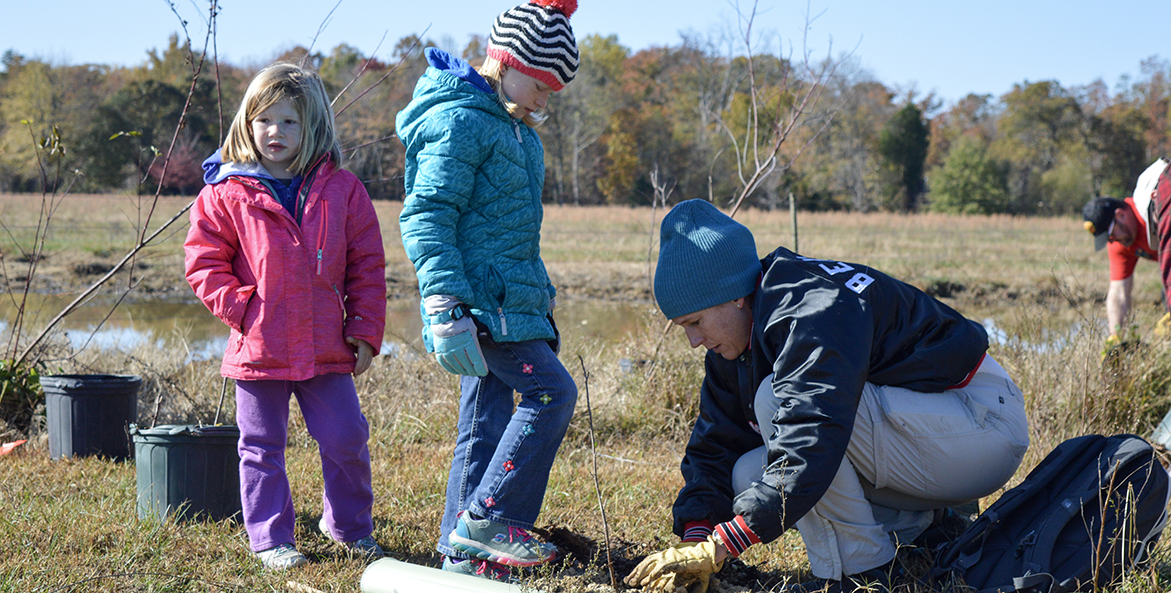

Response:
(131, 424), (242, 522)
(41, 374), (141, 461)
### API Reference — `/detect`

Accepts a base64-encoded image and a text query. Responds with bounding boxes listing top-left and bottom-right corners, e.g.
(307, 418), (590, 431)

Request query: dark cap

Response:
(1082, 197), (1126, 251)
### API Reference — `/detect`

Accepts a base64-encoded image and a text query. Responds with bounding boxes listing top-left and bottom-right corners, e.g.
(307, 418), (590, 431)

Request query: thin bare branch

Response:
(304, 0), (345, 67)
(729, 56), (840, 217)
(210, 1), (224, 142)
(577, 355), (618, 590)
(647, 166), (675, 294)
(3, 126), (73, 363)
(717, 0), (843, 218)
(333, 31), (427, 118)
(146, 3), (216, 243)
(330, 31), (389, 106)
(54, 276), (142, 363)
(15, 200), (196, 368)
(342, 133), (399, 154)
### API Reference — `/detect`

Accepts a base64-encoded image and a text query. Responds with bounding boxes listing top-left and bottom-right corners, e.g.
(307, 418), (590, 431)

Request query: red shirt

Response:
(1107, 197), (1157, 281)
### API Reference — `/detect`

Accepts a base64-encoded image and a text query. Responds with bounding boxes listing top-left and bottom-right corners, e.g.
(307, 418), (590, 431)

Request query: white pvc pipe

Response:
(359, 558), (550, 593)
(1152, 407), (1171, 447)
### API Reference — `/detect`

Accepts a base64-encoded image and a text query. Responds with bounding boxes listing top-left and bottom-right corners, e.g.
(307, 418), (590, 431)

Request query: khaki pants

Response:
(731, 356), (1029, 579)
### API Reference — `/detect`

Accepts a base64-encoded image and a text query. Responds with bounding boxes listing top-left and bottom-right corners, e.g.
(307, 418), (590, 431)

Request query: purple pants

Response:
(235, 373), (374, 551)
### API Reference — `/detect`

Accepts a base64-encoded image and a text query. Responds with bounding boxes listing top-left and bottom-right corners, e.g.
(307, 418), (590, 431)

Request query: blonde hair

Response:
(222, 62), (341, 174)
(477, 57), (547, 128)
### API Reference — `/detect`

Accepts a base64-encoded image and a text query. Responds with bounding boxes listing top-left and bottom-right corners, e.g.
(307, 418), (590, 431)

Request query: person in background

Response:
(184, 62), (387, 570)
(1082, 196), (1158, 348)
(1082, 158), (1171, 352)
(625, 199), (1029, 593)
(1084, 158), (1171, 450)
(395, 0), (580, 582)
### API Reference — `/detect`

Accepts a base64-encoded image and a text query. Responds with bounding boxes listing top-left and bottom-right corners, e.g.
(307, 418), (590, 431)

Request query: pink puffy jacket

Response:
(184, 159), (387, 381)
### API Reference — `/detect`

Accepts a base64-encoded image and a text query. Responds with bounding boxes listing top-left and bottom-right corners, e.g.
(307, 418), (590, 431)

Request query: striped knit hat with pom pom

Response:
(487, 0), (579, 91)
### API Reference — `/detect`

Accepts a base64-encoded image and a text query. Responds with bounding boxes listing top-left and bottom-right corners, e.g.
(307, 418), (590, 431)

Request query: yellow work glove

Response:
(624, 539), (724, 593)
(1155, 312), (1171, 339)
(1102, 333), (1121, 359)
(642, 571), (717, 593)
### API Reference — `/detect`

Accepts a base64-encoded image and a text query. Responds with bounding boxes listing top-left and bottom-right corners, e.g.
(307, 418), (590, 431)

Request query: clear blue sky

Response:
(3, 0), (1165, 106)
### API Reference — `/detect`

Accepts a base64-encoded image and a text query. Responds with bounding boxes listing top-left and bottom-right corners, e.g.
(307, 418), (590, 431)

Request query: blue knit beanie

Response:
(654, 199), (761, 319)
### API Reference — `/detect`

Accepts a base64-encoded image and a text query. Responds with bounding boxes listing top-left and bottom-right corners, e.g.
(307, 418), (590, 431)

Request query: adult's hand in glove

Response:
(426, 296), (487, 377)
(625, 540), (724, 593)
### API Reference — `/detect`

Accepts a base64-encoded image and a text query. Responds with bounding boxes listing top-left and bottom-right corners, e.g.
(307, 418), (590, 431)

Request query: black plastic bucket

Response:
(41, 374), (141, 461)
(131, 424), (242, 522)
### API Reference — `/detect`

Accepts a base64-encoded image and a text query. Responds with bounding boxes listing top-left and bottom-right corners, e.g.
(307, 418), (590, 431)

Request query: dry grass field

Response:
(0, 193), (1144, 309)
(3, 193), (1171, 592)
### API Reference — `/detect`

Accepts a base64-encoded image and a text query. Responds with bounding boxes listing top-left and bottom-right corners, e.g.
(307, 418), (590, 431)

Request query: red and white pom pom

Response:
(532, 0), (577, 18)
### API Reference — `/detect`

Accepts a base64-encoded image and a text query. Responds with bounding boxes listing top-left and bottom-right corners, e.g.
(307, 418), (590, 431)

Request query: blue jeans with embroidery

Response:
(436, 339), (578, 557)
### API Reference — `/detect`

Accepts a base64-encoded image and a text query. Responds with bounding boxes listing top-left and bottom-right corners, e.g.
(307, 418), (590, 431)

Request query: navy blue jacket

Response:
(673, 247), (988, 544)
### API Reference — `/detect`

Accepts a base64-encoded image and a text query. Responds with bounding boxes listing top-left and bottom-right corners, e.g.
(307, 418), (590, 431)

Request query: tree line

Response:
(1, 32), (1168, 215)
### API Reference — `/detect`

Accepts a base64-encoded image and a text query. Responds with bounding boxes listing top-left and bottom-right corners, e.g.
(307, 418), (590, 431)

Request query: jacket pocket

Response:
(332, 284), (346, 323)
(487, 265), (508, 308)
(237, 293), (286, 368)
(487, 265), (510, 335)
(237, 288), (258, 334)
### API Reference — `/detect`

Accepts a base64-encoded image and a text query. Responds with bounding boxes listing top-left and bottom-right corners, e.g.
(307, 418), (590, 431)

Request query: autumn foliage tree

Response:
(0, 11), (1167, 214)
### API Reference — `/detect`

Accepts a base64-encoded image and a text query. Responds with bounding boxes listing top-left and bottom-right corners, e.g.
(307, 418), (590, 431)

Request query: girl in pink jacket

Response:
(184, 63), (387, 570)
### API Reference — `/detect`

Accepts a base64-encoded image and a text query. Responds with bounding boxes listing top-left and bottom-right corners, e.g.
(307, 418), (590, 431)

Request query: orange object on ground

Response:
(0, 440), (27, 456)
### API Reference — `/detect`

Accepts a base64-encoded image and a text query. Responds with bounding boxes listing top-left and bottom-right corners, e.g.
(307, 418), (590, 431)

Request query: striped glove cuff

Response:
(713, 516), (761, 558)
(681, 520), (713, 542)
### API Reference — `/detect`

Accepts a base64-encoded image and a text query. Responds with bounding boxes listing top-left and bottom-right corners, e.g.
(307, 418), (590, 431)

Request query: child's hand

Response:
(347, 337), (374, 376)
(431, 314), (488, 376)
(423, 295), (488, 377)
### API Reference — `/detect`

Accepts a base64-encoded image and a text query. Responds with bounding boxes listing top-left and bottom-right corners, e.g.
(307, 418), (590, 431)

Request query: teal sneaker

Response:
(448, 512), (556, 567)
(442, 555), (515, 582)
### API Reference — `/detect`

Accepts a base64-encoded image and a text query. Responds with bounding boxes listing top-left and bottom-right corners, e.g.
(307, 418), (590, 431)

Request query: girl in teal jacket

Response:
(396, 0), (580, 581)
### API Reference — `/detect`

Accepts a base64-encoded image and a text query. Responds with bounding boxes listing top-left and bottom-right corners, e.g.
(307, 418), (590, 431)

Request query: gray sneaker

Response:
(255, 544), (308, 570)
(448, 512), (556, 567)
(319, 516), (385, 560)
(442, 555), (515, 582)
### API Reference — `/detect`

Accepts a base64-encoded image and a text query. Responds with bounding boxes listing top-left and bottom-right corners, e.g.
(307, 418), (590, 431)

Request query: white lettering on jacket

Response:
(796, 255), (874, 294)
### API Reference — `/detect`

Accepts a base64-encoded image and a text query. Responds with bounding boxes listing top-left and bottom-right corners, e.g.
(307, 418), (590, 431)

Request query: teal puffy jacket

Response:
(397, 48), (556, 348)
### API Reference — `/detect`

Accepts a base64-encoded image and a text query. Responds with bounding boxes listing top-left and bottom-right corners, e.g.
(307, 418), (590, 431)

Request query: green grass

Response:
(4, 198), (1171, 591)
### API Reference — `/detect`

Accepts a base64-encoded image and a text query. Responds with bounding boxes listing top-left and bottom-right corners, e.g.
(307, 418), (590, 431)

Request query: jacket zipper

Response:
(238, 175), (325, 275)
(498, 307), (508, 336)
(238, 159), (329, 275)
(512, 119), (523, 144)
(316, 197), (328, 275)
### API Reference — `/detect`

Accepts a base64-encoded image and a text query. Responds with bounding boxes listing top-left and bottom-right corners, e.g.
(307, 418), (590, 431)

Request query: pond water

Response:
(0, 293), (1094, 364)
(0, 294), (660, 362)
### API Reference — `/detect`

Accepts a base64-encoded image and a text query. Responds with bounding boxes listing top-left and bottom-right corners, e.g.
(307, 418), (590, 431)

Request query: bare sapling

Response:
(579, 355), (618, 589)
(720, 0), (841, 217)
(644, 0), (844, 365)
